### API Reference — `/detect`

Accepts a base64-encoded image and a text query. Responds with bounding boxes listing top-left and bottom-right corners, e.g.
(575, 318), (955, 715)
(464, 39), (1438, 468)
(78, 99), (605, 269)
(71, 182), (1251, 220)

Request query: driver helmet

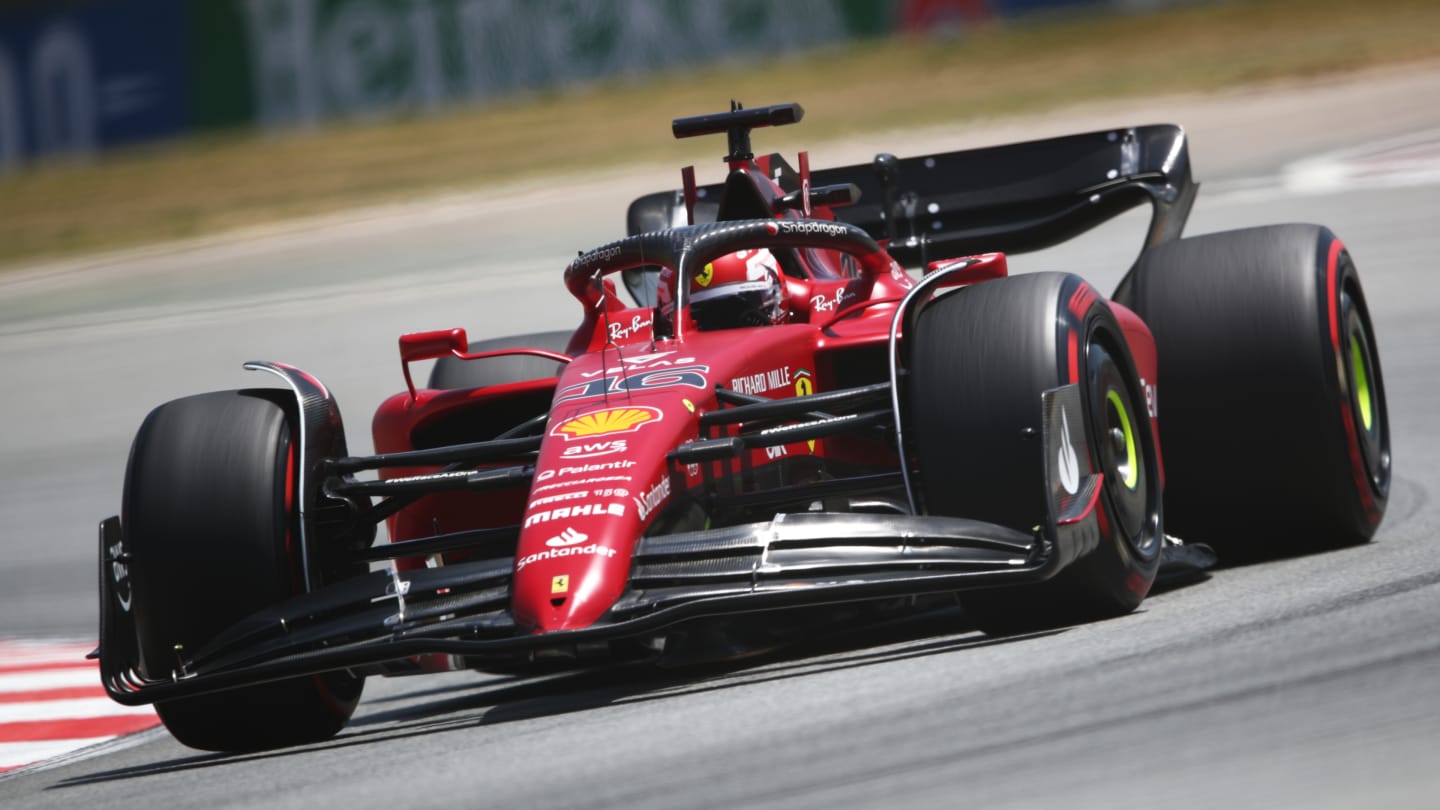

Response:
(689, 248), (785, 330)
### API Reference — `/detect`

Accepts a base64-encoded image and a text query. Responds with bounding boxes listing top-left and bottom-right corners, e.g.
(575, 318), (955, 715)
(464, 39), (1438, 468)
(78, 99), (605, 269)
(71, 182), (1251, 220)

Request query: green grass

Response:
(3, 0), (1438, 268)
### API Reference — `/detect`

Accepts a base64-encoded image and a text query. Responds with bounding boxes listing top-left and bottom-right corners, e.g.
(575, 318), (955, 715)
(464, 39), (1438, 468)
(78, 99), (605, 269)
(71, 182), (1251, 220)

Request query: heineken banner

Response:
(0, 0), (1155, 167)
(202, 0), (869, 129)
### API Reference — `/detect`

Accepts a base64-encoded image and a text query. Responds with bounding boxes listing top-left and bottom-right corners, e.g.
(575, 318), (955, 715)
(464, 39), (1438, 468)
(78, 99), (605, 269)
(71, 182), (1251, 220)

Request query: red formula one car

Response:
(97, 102), (1390, 752)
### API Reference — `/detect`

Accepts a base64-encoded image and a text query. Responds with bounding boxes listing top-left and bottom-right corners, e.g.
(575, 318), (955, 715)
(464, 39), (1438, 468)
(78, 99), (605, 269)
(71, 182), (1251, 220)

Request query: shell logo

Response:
(551, 406), (662, 440)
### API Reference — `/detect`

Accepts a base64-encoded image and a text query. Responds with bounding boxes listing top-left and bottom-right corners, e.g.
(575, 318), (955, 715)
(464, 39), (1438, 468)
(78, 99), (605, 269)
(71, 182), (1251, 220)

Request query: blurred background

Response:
(1, 0), (1436, 267)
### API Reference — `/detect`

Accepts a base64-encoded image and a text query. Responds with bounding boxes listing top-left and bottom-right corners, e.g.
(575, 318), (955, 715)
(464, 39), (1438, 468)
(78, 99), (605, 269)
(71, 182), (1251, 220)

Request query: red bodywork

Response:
(369, 152), (1161, 648)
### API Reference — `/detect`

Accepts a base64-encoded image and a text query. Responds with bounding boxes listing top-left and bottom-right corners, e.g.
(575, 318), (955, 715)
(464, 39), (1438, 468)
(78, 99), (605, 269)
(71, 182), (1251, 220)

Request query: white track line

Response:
(0, 669), (103, 694)
(1282, 126), (1440, 194)
(0, 698), (156, 723)
(0, 738), (115, 771)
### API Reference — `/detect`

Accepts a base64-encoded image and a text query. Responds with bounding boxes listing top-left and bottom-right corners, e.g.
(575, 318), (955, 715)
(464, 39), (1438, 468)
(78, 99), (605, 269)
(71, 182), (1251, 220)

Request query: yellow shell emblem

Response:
(552, 406), (661, 440)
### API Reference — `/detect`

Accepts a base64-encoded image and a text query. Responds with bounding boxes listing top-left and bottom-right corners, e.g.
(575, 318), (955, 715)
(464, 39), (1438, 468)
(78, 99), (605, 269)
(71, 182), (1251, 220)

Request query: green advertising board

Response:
(188, 0), (896, 132)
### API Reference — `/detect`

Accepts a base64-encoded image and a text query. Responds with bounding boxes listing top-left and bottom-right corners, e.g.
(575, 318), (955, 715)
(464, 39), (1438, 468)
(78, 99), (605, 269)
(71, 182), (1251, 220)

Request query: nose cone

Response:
(512, 522), (632, 632)
(512, 458), (686, 631)
(513, 346), (718, 633)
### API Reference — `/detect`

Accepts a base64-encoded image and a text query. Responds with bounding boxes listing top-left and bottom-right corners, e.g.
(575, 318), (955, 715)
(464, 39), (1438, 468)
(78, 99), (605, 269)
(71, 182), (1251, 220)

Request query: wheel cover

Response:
(1086, 338), (1155, 549)
(1342, 288), (1389, 491)
(1349, 332), (1374, 433)
(1104, 389), (1140, 490)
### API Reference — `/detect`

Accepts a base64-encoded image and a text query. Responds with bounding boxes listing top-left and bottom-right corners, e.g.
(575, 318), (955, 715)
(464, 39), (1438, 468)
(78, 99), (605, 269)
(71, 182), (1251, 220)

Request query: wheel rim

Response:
(1086, 338), (1154, 547)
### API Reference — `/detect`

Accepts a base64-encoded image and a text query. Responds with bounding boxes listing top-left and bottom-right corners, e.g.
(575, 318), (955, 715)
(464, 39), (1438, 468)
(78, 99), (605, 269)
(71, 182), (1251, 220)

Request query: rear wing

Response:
(628, 124), (1197, 270)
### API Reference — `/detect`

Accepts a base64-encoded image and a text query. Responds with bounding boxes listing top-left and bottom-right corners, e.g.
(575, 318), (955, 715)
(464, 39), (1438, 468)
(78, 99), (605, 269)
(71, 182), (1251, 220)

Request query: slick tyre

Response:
(910, 272), (1163, 635)
(123, 390), (363, 752)
(428, 330), (572, 390)
(1116, 224), (1389, 559)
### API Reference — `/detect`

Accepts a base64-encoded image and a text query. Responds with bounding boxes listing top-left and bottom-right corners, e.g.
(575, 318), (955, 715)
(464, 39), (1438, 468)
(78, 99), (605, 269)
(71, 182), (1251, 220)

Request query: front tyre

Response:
(123, 389), (363, 752)
(909, 272), (1163, 634)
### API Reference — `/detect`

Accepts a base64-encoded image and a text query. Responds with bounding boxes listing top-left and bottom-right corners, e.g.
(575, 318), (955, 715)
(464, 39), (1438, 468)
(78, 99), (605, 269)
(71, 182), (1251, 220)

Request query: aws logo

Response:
(551, 406), (661, 440)
(562, 440), (627, 458)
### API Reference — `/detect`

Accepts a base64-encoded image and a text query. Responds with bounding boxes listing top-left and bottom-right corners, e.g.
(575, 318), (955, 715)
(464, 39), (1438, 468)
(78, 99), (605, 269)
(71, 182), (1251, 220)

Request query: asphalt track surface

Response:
(2, 68), (1439, 807)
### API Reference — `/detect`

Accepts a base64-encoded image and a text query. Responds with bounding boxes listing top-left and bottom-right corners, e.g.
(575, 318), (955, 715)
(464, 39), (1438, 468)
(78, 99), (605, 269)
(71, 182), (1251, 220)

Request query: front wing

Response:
(98, 510), (1087, 706)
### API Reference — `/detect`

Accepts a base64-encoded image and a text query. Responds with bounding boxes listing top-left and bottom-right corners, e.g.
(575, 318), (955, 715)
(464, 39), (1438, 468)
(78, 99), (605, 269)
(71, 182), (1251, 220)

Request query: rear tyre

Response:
(123, 389), (363, 752)
(910, 272), (1163, 635)
(427, 330), (572, 390)
(1115, 224), (1389, 559)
